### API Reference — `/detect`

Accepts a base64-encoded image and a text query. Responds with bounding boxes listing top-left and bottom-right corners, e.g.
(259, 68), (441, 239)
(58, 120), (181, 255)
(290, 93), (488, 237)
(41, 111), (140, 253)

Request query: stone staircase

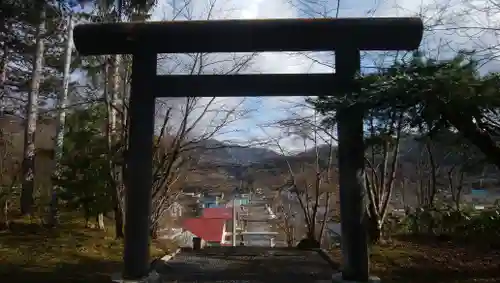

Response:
(239, 196), (284, 246)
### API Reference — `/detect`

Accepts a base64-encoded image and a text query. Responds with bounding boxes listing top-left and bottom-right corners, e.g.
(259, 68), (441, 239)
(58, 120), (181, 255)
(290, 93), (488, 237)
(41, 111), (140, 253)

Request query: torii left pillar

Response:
(122, 48), (157, 279)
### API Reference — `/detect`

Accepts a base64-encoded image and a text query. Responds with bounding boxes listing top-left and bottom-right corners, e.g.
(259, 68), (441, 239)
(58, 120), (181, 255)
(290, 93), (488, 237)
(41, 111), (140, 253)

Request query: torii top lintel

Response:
(73, 17), (423, 55)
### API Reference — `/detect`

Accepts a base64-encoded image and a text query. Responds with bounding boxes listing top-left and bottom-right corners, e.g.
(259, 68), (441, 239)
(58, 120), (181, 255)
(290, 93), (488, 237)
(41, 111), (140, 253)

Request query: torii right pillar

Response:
(334, 35), (422, 283)
(335, 46), (369, 282)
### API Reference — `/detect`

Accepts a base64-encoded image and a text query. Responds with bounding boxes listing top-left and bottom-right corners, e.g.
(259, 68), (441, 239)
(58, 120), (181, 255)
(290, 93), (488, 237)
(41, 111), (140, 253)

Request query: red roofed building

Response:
(201, 207), (232, 219)
(182, 218), (226, 246)
(201, 207), (239, 245)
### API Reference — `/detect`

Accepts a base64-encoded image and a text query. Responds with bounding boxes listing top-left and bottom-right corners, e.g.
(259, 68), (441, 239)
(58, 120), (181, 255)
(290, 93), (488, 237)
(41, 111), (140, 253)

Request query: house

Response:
(178, 206), (239, 247)
(169, 201), (184, 218)
(462, 187), (500, 207)
(229, 187), (251, 206)
(200, 191), (224, 208)
(181, 218), (227, 247)
(157, 193), (205, 240)
(177, 192), (203, 216)
(229, 190), (251, 206)
(172, 229), (198, 247)
(201, 207), (239, 245)
(182, 186), (203, 197)
(156, 201), (187, 239)
(0, 114), (57, 192)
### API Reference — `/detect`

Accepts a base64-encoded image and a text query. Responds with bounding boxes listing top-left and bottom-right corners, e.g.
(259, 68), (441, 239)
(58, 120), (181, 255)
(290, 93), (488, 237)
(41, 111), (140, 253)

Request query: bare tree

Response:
(66, 0), (259, 238)
(411, 138), (442, 208)
(0, 126), (21, 228)
(263, 107), (337, 247)
(21, 1), (45, 216)
(103, 54), (122, 233)
(142, 0), (258, 238)
(48, 14), (73, 227)
(441, 136), (485, 210)
(0, 36), (8, 103)
(149, 96), (250, 237)
(363, 108), (404, 243)
(447, 163), (465, 210)
(272, 190), (298, 247)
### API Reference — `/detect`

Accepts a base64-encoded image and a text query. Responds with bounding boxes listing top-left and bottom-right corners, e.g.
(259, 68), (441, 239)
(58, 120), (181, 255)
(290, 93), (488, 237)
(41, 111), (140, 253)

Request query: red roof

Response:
(202, 207), (233, 219)
(182, 218), (225, 242)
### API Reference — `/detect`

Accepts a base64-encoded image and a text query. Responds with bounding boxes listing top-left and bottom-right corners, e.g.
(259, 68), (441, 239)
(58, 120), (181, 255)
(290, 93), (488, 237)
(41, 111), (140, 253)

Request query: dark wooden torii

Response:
(73, 18), (423, 282)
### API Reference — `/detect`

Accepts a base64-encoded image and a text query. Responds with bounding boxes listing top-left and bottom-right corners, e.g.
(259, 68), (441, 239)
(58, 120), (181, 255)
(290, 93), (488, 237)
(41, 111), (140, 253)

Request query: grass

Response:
(329, 235), (500, 283)
(0, 214), (175, 283)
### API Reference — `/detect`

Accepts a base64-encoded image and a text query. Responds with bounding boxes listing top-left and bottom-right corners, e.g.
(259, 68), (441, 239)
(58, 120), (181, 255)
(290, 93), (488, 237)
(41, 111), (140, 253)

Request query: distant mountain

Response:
(193, 133), (500, 190)
(198, 139), (282, 165)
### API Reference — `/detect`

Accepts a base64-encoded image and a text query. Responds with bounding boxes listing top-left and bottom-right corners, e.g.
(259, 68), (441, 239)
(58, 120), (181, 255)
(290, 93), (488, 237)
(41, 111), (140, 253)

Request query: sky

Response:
(80, 0), (500, 152)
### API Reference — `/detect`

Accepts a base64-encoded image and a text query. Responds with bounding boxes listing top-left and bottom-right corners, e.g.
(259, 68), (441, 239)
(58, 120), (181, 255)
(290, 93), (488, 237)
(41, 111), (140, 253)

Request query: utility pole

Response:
(232, 198), (237, 246)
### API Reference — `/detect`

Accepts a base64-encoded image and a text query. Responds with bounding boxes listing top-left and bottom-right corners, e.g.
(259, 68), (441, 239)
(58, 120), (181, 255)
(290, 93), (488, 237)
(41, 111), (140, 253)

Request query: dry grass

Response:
(329, 235), (500, 283)
(0, 215), (175, 283)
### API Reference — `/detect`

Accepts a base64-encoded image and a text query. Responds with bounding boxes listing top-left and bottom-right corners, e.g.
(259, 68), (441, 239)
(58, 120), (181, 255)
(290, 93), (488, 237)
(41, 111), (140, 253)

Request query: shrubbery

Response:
(389, 202), (500, 243)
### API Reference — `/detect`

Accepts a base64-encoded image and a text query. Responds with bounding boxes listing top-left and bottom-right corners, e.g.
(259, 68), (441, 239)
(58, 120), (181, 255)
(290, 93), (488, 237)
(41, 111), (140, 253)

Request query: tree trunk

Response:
(0, 41), (8, 100)
(106, 54), (124, 238)
(306, 229), (316, 241)
(83, 204), (90, 228)
(367, 214), (382, 244)
(1, 199), (9, 230)
(425, 141), (438, 207)
(436, 100), (500, 170)
(150, 222), (159, 239)
(289, 225), (295, 246)
(96, 213), (105, 230)
(21, 3), (45, 216)
(48, 15), (73, 227)
(114, 203), (124, 238)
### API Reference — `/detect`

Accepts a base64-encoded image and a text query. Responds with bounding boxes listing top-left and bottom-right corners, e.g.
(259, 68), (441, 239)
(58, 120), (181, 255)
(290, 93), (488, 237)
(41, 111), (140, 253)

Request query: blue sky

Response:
(74, 0), (500, 151)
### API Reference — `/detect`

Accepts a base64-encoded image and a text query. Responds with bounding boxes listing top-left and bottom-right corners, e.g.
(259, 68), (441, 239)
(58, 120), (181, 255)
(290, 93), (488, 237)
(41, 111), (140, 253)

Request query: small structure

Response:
(230, 188), (251, 206)
(463, 188), (500, 207)
(171, 229), (198, 247)
(235, 194), (250, 206)
(192, 237), (202, 250)
(200, 191), (224, 208)
(168, 201), (184, 218)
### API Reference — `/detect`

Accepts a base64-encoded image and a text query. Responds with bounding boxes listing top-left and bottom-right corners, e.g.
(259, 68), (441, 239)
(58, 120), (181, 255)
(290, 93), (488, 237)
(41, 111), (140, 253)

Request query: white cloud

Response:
(374, 0), (500, 68)
(150, 0), (332, 150)
(147, 0), (500, 151)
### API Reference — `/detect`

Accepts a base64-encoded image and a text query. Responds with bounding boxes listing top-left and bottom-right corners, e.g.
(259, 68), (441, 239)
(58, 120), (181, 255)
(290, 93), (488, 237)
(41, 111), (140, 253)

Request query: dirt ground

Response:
(0, 217), (172, 283)
(329, 235), (500, 283)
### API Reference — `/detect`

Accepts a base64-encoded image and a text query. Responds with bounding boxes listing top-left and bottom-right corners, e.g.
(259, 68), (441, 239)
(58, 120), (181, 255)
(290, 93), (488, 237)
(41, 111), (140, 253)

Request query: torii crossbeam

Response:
(73, 17), (423, 282)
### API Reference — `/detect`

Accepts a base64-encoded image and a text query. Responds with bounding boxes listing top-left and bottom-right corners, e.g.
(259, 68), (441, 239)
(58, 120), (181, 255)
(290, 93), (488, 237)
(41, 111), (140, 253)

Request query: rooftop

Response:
(202, 207), (233, 219)
(182, 218), (225, 242)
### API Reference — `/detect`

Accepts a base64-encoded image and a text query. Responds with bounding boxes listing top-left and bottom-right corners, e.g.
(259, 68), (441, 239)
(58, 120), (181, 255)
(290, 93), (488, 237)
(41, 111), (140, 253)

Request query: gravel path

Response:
(157, 247), (336, 282)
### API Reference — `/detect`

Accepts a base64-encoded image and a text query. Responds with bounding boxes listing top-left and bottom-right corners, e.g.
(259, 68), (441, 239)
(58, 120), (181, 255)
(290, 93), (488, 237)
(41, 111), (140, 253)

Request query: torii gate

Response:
(73, 18), (423, 282)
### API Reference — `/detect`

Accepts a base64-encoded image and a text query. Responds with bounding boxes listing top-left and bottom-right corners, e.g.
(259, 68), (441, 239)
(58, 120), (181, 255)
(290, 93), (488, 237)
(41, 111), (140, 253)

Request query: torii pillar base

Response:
(111, 271), (161, 283)
(332, 273), (381, 283)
